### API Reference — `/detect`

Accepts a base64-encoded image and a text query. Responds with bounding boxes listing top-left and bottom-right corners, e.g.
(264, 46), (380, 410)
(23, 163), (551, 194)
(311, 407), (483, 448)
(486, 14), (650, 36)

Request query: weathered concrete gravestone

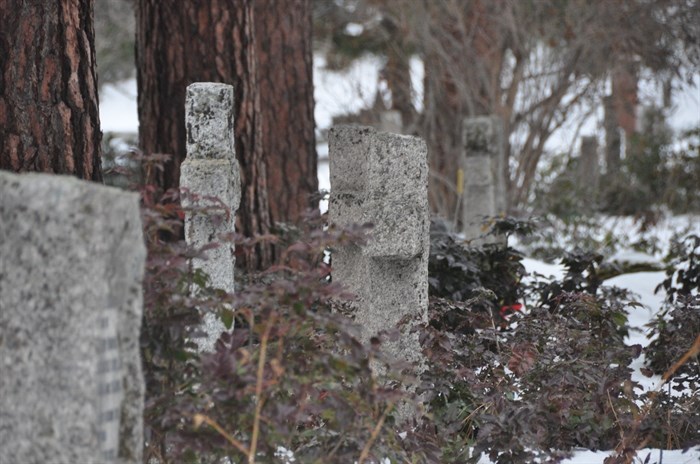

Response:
(578, 136), (600, 192)
(329, 125), (429, 378)
(180, 82), (241, 352)
(460, 116), (507, 242)
(0, 171), (146, 463)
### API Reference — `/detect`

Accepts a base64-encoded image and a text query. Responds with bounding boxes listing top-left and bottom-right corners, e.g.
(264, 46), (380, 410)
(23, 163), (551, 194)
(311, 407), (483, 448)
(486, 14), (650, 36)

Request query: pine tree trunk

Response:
(136, 0), (273, 270)
(137, 1), (316, 269)
(254, 0), (317, 226)
(0, 0), (102, 181)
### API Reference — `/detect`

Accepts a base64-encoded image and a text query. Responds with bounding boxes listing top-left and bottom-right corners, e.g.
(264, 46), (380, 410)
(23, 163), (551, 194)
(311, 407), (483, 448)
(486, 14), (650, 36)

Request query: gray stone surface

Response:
(0, 171), (146, 464)
(186, 83), (236, 161)
(180, 82), (240, 352)
(460, 116), (507, 243)
(604, 95), (622, 173)
(329, 125), (429, 377)
(578, 136), (600, 194)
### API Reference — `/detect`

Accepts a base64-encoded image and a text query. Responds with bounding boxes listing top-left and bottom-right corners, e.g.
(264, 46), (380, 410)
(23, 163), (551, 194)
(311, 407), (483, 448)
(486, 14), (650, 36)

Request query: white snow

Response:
(564, 447), (700, 464)
(99, 78), (138, 133)
(313, 54), (382, 132)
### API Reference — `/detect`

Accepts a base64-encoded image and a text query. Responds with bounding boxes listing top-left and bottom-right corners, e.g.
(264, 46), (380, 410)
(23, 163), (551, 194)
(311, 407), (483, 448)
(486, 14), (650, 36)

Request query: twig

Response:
(358, 400), (395, 464)
(607, 388), (624, 443)
(662, 334), (700, 382)
(193, 413), (250, 456)
(609, 334), (700, 462)
(248, 315), (277, 463)
(487, 306), (502, 355)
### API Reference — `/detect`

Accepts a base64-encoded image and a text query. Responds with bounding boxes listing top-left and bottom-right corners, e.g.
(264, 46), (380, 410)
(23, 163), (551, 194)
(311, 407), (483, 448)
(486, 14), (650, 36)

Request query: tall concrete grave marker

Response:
(460, 116), (507, 243)
(578, 136), (600, 190)
(329, 125), (429, 377)
(0, 171), (146, 464)
(180, 82), (241, 352)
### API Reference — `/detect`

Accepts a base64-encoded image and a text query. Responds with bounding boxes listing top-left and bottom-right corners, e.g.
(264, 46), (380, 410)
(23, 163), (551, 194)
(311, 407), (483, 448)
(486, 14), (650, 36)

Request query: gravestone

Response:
(180, 82), (241, 352)
(578, 136), (600, 192)
(604, 95), (622, 174)
(0, 171), (146, 463)
(460, 116), (507, 243)
(329, 125), (429, 378)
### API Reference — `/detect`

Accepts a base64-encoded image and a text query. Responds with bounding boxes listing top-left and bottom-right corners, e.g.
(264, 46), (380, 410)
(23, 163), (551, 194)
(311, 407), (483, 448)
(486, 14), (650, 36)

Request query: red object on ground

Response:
(500, 303), (523, 317)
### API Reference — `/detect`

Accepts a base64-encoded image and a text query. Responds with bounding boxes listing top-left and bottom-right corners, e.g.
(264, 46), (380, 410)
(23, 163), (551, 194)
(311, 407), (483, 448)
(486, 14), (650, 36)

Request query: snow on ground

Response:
(472, 447), (700, 464)
(562, 447), (700, 464)
(486, 258), (700, 462)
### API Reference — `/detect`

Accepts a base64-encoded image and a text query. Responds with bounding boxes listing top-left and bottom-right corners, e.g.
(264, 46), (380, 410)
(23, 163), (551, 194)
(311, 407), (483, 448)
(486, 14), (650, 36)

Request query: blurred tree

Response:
(0, 0), (102, 181)
(315, 0), (700, 215)
(136, 0), (316, 270)
(94, 0), (135, 87)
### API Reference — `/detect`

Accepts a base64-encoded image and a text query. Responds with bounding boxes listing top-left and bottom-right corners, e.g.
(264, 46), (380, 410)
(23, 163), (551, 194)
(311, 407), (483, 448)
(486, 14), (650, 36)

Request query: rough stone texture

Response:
(460, 116), (507, 243)
(185, 83), (236, 161)
(329, 125), (429, 377)
(578, 136), (600, 193)
(0, 171), (146, 464)
(180, 83), (240, 352)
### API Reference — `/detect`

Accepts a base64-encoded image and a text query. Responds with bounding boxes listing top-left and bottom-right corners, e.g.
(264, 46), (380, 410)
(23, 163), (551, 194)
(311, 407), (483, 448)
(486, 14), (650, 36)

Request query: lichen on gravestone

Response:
(180, 82), (241, 352)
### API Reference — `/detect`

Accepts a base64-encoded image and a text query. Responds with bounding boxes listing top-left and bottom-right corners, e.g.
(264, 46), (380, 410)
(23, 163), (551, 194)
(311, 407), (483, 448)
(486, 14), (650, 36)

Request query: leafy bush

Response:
(139, 179), (699, 463)
(428, 217), (529, 319)
(640, 234), (700, 449)
(139, 176), (419, 462)
(418, 231), (643, 463)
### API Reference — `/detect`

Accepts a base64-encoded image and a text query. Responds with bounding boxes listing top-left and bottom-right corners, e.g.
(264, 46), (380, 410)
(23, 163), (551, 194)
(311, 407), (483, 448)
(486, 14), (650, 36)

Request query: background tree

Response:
(136, 0), (317, 270)
(95, 0), (135, 88)
(316, 0), (700, 216)
(0, 0), (102, 181)
(255, 0), (318, 227)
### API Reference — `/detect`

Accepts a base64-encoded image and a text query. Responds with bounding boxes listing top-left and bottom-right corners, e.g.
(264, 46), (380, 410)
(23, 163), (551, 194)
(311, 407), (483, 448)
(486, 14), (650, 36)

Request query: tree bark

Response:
(254, 0), (317, 227)
(137, 1), (317, 269)
(137, 0), (274, 269)
(0, 0), (102, 181)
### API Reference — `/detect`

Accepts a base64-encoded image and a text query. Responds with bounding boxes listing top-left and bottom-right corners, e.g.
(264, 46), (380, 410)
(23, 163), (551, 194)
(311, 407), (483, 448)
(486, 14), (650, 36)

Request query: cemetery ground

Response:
(138, 187), (700, 464)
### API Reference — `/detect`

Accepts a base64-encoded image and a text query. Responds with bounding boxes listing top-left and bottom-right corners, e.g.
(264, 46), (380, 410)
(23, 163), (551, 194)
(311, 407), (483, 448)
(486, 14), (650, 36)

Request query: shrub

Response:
(640, 234), (700, 450)
(139, 182), (419, 463)
(428, 217), (529, 320)
(418, 224), (644, 463)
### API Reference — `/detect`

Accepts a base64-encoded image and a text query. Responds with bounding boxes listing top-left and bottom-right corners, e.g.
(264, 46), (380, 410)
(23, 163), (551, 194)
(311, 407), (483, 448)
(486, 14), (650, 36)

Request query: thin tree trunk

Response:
(382, 17), (414, 127)
(254, 0), (317, 226)
(0, 0), (102, 181)
(420, 0), (502, 220)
